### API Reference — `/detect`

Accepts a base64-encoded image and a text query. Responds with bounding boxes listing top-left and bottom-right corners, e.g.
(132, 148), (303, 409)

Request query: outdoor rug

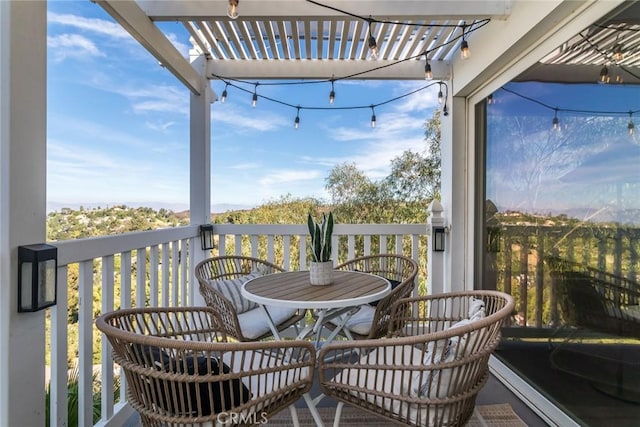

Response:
(266, 403), (527, 426)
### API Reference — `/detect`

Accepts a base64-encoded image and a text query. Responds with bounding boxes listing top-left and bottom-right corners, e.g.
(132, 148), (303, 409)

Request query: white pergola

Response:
(1, 1), (634, 426)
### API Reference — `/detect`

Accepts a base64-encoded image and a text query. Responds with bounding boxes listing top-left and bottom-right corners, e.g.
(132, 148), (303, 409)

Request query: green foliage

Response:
(325, 110), (441, 224)
(45, 363), (120, 426)
(47, 205), (190, 241)
(308, 211), (334, 262)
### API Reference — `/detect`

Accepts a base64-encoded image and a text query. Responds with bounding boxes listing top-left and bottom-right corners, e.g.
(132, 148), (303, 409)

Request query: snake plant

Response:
(307, 211), (334, 262)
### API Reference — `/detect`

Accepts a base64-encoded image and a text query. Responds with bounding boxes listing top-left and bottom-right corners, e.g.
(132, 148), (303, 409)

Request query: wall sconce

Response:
(199, 224), (214, 250)
(18, 244), (58, 312)
(433, 227), (446, 252)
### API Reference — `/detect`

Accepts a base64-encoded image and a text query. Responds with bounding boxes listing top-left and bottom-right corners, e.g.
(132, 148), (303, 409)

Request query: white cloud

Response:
(258, 170), (324, 186)
(48, 34), (104, 61)
(145, 121), (177, 132)
(229, 162), (261, 170)
(48, 12), (130, 39)
(213, 104), (288, 131)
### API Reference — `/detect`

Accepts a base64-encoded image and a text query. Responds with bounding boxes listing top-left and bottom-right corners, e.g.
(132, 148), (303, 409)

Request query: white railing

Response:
(48, 223), (427, 426)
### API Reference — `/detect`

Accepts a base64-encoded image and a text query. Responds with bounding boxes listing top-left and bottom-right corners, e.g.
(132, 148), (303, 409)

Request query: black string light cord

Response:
(578, 32), (640, 82)
(498, 85), (640, 134)
(210, 1), (490, 126)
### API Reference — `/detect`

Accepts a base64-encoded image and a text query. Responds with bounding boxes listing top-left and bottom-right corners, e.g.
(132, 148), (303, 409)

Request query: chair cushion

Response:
(222, 349), (310, 398)
(368, 279), (402, 306)
(413, 298), (486, 398)
(132, 344), (251, 415)
(336, 344), (425, 421)
(237, 305), (299, 340)
(328, 304), (376, 336)
(208, 272), (261, 313)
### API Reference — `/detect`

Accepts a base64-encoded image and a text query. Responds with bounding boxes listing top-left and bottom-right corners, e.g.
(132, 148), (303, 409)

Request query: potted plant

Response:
(307, 211), (334, 285)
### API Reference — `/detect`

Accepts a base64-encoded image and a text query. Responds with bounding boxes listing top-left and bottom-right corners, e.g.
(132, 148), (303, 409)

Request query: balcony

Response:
(49, 219), (640, 426)
(49, 222), (430, 426)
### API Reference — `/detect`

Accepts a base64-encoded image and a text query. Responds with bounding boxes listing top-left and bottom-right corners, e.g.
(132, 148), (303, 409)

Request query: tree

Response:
(325, 110), (442, 224)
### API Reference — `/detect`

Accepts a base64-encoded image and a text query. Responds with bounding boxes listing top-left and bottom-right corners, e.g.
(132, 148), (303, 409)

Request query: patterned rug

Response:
(267, 403), (527, 426)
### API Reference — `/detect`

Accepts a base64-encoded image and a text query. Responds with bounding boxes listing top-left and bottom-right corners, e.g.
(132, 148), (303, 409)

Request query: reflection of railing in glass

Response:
(484, 223), (640, 329)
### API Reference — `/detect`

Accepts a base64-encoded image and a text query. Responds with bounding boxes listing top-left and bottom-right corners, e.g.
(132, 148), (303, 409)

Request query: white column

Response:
(440, 93), (468, 293)
(427, 200), (446, 295)
(189, 54), (214, 306)
(0, 1), (48, 426)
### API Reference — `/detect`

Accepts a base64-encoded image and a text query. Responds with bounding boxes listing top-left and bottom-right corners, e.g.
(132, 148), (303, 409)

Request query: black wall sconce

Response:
(18, 243), (58, 312)
(433, 227), (446, 252)
(199, 224), (214, 250)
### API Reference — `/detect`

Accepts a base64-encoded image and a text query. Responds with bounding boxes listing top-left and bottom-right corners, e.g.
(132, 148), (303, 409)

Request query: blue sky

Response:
(46, 1), (441, 213)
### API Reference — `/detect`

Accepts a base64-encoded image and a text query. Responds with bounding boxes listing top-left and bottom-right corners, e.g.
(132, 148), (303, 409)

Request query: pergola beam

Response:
(208, 59), (450, 80)
(95, 0), (204, 95)
(139, 0), (512, 20)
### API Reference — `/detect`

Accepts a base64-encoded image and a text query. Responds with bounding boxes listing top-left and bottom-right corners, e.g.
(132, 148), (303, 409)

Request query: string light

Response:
(487, 94), (494, 105)
(370, 106), (376, 128)
(294, 107), (301, 129)
(368, 20), (378, 60)
(227, 0), (239, 19)
(500, 86), (640, 136)
(460, 24), (470, 59)
(329, 79), (335, 104)
(552, 109), (560, 131)
(437, 83), (444, 105)
(599, 65), (610, 84)
(424, 55), (432, 80)
(221, 84), (228, 103)
(252, 83), (258, 107)
(613, 39), (624, 61)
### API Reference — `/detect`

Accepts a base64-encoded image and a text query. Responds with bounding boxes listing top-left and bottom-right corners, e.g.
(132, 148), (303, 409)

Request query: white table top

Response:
(242, 270), (391, 310)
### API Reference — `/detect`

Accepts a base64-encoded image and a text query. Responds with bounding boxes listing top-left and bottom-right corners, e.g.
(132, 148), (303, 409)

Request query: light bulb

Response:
(552, 116), (559, 131)
(370, 114), (376, 128)
(329, 90), (335, 104)
(368, 36), (378, 60)
(227, 0), (239, 19)
(294, 116), (300, 129)
(629, 120), (634, 135)
(424, 62), (432, 80)
(487, 94), (494, 105)
(599, 65), (609, 84)
(460, 40), (470, 59)
(252, 92), (257, 107)
(221, 87), (228, 103)
(613, 44), (624, 61)
(437, 90), (444, 105)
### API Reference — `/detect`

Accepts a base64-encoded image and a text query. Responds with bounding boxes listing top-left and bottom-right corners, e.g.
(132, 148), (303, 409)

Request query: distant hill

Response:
(46, 205), (190, 241)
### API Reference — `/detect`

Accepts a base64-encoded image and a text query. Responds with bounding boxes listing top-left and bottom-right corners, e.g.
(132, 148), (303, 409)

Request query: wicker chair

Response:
(323, 254), (419, 340)
(195, 256), (306, 341)
(318, 290), (514, 427)
(96, 306), (315, 427)
(546, 257), (640, 400)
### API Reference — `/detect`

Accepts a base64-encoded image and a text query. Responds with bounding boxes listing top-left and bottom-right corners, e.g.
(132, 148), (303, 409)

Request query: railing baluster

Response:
(78, 260), (94, 427)
(149, 245), (159, 307)
(171, 244), (180, 307)
(50, 266), (69, 427)
(101, 255), (115, 421)
(162, 242), (170, 307)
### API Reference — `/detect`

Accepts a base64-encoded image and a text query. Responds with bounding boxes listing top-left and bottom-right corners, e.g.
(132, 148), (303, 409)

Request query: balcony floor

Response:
(496, 340), (640, 427)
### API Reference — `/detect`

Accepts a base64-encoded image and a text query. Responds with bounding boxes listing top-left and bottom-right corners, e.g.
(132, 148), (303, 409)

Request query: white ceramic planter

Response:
(309, 261), (334, 285)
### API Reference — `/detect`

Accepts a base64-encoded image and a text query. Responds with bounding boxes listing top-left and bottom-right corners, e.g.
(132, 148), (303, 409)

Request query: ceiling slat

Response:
(265, 21), (280, 60)
(238, 21), (259, 59)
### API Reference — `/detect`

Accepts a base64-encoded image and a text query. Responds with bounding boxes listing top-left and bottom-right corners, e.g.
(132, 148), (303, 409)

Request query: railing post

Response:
(427, 200), (447, 295)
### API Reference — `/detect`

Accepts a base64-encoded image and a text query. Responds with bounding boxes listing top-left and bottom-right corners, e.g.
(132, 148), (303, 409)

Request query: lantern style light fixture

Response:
(199, 224), (215, 250)
(18, 244), (58, 312)
(432, 227), (446, 252)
